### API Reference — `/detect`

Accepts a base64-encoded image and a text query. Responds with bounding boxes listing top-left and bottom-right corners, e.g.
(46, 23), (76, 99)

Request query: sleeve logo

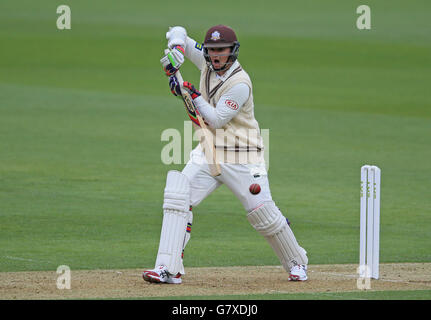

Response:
(195, 42), (203, 51)
(225, 99), (239, 110)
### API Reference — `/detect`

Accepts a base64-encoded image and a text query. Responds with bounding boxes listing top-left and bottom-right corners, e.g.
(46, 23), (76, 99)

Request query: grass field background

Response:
(0, 0), (430, 299)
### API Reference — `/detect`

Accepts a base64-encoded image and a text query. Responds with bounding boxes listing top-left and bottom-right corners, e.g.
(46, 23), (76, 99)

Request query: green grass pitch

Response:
(0, 0), (430, 299)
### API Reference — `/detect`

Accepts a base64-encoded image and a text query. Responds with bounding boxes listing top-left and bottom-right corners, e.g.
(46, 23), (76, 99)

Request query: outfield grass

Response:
(0, 0), (430, 301)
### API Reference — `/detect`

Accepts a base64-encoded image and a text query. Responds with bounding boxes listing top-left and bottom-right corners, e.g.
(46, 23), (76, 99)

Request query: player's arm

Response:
(184, 37), (206, 71)
(180, 81), (250, 129)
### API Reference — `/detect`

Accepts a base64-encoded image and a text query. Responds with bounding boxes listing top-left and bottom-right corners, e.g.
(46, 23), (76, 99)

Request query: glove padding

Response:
(160, 46), (185, 76)
(166, 26), (187, 49)
(183, 81), (201, 100)
(169, 75), (182, 97)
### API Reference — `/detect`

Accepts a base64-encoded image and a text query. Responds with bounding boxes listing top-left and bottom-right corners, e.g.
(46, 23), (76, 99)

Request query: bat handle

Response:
(175, 70), (184, 86)
(174, 70), (187, 96)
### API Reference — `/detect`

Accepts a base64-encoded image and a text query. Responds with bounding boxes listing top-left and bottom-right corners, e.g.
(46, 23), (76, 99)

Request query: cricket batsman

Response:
(143, 25), (308, 283)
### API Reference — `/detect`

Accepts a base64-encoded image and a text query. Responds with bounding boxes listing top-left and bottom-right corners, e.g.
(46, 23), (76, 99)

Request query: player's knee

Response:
(163, 170), (190, 213)
(247, 201), (287, 237)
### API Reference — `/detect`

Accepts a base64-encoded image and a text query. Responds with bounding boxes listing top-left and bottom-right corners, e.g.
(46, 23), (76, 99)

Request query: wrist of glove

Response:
(169, 75), (182, 97)
(168, 77), (201, 101)
(183, 81), (201, 100)
(160, 45), (185, 76)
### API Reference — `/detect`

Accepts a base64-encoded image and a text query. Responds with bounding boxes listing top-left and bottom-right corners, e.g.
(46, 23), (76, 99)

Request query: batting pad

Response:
(155, 171), (191, 275)
(163, 170), (190, 212)
(179, 208), (193, 275)
(247, 201), (308, 271)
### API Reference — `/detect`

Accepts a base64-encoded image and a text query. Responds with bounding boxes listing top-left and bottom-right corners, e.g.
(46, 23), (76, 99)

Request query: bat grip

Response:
(175, 71), (189, 97)
(175, 71), (184, 89)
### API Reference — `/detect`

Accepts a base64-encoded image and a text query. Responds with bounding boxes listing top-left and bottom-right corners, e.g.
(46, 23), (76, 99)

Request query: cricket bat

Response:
(172, 70), (221, 177)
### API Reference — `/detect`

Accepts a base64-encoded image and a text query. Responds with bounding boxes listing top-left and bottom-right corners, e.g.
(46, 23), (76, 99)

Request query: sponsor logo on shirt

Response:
(225, 99), (239, 110)
(195, 42), (203, 51)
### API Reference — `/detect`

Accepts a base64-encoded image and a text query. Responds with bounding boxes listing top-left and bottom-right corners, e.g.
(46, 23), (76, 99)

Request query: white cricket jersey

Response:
(185, 37), (250, 129)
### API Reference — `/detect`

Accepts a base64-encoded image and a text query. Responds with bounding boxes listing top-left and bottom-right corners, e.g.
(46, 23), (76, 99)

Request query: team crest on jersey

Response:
(211, 31), (221, 41)
(225, 99), (239, 110)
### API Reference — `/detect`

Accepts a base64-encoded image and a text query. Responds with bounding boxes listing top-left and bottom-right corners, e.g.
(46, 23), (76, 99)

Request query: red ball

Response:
(249, 183), (261, 195)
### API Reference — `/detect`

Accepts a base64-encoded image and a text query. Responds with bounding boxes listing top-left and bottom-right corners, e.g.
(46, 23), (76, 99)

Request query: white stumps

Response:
(360, 165), (381, 280)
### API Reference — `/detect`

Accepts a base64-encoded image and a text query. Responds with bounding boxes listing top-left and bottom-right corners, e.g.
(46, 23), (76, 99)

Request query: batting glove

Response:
(160, 45), (185, 76)
(183, 81), (201, 100)
(169, 75), (182, 97)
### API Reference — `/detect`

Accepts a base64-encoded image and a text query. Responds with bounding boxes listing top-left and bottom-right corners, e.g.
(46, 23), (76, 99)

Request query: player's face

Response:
(208, 47), (231, 70)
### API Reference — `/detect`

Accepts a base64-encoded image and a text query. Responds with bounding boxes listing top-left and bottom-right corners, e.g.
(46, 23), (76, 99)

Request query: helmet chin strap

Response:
(211, 60), (234, 72)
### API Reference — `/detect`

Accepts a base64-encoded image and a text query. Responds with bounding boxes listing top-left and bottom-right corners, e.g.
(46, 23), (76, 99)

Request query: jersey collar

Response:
(215, 60), (240, 81)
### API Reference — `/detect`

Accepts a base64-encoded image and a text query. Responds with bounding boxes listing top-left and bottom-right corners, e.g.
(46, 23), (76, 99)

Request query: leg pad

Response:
(247, 201), (308, 271)
(155, 171), (191, 274)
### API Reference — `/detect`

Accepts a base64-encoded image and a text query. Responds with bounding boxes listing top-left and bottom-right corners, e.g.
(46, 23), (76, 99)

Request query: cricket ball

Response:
(249, 183), (261, 195)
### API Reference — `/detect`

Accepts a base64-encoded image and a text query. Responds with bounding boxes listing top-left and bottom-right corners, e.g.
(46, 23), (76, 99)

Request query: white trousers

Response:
(182, 145), (272, 212)
(158, 145), (308, 274)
